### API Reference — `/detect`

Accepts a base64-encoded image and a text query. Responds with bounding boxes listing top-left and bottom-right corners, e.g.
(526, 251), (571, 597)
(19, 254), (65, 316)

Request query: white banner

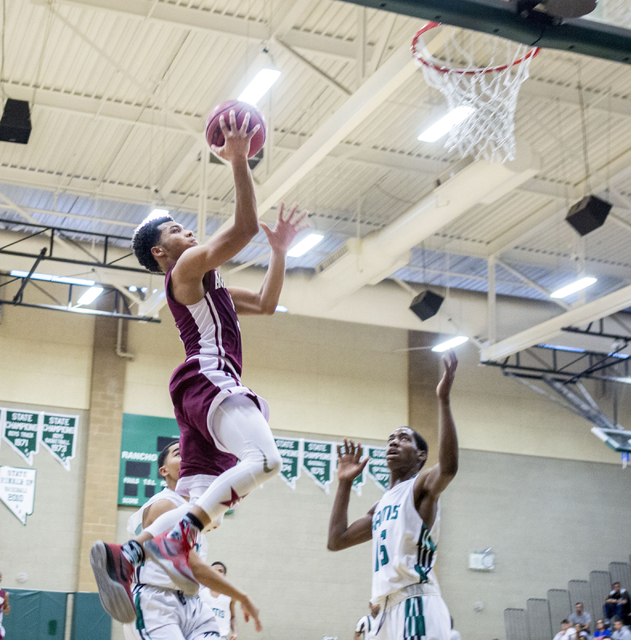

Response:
(0, 465), (37, 525)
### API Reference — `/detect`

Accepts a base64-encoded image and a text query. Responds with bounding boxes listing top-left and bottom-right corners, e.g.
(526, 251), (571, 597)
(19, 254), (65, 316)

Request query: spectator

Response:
(450, 617), (462, 640)
(570, 603), (592, 634)
(574, 624), (589, 639)
(605, 583), (631, 623)
(554, 620), (578, 640)
(612, 619), (631, 640)
(0, 570), (9, 640)
(594, 619), (611, 638)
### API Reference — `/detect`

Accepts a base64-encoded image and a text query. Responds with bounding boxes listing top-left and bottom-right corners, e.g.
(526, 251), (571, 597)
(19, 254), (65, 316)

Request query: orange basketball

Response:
(205, 100), (267, 159)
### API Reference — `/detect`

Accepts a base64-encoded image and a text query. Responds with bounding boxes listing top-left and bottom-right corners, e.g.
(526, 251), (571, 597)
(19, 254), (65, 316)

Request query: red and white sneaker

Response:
(144, 522), (198, 595)
(90, 541), (136, 623)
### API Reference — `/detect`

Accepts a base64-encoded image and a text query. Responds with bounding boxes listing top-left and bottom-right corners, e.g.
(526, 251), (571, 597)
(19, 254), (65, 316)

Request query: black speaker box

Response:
(409, 289), (444, 322)
(565, 195), (612, 236)
(0, 99), (32, 144)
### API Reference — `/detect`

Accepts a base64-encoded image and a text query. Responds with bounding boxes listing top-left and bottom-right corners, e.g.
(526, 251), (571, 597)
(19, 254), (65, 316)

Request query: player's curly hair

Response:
(131, 214), (174, 273)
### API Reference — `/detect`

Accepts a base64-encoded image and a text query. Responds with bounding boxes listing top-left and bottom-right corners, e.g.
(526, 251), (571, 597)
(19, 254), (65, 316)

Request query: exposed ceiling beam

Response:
(45, 0), (377, 61)
(480, 284), (631, 362)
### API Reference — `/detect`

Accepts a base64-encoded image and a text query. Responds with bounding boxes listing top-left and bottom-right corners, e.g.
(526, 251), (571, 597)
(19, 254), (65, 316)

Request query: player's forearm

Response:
(191, 561), (247, 603)
(327, 479), (353, 550)
(437, 398), (458, 477)
(256, 249), (286, 314)
(232, 157), (259, 237)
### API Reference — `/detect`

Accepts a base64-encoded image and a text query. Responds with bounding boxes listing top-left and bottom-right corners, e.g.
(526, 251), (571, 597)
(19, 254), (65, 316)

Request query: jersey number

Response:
(375, 529), (389, 571)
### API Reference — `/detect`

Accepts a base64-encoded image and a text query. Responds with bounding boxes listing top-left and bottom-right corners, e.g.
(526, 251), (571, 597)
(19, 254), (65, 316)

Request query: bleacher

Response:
(505, 559), (631, 640)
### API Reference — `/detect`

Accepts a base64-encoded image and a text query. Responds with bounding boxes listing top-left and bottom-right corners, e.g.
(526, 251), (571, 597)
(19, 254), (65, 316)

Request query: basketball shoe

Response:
(144, 520), (199, 595)
(90, 541), (136, 623)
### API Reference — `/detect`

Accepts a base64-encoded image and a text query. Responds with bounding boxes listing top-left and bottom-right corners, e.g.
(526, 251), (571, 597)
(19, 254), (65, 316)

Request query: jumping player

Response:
(122, 440), (261, 640)
(91, 109), (308, 623)
(327, 351), (459, 640)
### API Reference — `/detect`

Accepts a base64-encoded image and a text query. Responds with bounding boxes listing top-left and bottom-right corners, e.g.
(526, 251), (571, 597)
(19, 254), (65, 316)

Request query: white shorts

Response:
(129, 585), (220, 640)
(378, 596), (450, 640)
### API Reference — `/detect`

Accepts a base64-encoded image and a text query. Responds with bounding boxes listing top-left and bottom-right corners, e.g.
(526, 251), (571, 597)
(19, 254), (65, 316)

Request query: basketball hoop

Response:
(412, 22), (540, 163)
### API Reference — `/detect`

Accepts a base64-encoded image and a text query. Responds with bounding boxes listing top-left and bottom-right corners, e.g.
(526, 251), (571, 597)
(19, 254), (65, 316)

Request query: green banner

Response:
(367, 446), (389, 491)
(275, 437), (301, 489)
(2, 409), (40, 465)
(118, 414), (181, 507)
(302, 439), (334, 493)
(0, 465), (37, 525)
(41, 413), (78, 471)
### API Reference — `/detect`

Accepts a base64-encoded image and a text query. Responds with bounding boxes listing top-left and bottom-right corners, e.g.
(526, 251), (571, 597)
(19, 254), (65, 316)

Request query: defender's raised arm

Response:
(327, 440), (373, 551)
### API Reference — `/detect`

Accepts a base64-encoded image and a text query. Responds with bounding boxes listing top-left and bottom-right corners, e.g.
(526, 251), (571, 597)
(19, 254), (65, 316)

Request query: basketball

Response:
(205, 100), (267, 158)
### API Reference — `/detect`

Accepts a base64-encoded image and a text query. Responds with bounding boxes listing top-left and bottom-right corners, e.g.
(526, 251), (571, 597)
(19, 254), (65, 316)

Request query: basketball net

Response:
(412, 23), (540, 163)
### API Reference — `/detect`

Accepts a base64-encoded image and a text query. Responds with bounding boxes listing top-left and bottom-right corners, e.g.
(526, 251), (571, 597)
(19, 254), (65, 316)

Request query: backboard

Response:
(591, 427), (631, 453)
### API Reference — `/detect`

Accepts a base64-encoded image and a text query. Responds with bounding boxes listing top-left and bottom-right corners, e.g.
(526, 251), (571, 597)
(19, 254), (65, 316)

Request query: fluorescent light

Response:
(275, 305), (288, 313)
(76, 286), (104, 307)
(550, 277), (597, 299)
(10, 270), (95, 287)
(150, 208), (169, 217)
(128, 285), (138, 293)
(152, 289), (158, 294)
(538, 343), (586, 353)
(287, 233), (324, 258)
(238, 69), (281, 106)
(418, 106), (475, 143)
(141, 287), (148, 293)
(432, 336), (469, 352)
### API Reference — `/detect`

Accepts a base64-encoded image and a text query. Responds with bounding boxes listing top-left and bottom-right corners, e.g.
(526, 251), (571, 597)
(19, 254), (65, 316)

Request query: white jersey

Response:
(200, 591), (232, 638)
(371, 477), (441, 608)
(126, 488), (207, 590)
(0, 589), (6, 637)
(356, 614), (380, 640)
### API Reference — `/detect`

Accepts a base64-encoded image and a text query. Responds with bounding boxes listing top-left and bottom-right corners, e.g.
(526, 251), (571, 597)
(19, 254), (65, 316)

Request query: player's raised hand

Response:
(336, 439), (369, 483)
(261, 202), (310, 255)
(239, 594), (262, 632)
(436, 349), (458, 402)
(210, 110), (260, 164)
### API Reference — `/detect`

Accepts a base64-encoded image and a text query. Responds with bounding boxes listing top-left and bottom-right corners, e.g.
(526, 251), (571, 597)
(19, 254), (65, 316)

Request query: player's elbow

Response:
(235, 217), (259, 239)
(327, 536), (344, 551)
(260, 300), (277, 315)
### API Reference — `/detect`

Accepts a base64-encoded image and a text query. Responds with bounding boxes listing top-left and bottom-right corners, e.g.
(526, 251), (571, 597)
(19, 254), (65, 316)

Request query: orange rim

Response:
(411, 22), (541, 75)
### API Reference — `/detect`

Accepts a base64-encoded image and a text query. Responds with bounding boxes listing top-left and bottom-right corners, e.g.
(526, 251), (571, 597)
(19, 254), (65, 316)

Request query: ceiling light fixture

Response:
(287, 233), (324, 258)
(150, 208), (169, 218)
(550, 277), (597, 299)
(432, 336), (469, 352)
(418, 106), (475, 143)
(238, 69), (281, 106)
(10, 270), (95, 287)
(275, 305), (288, 313)
(76, 286), (104, 307)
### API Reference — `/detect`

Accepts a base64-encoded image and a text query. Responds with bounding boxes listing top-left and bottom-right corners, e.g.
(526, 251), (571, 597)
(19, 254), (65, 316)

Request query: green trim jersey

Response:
(371, 477), (441, 608)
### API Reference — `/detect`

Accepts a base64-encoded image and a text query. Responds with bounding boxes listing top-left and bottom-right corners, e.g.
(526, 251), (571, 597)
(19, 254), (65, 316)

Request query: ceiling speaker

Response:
(409, 290), (444, 322)
(0, 99), (31, 145)
(565, 195), (612, 236)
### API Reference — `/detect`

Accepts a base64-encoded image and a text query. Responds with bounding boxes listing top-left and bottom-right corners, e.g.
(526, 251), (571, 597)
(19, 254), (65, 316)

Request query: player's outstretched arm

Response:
(189, 552), (262, 633)
(415, 350), (459, 501)
(229, 598), (238, 640)
(173, 111), (260, 282)
(327, 440), (374, 551)
(228, 202), (309, 315)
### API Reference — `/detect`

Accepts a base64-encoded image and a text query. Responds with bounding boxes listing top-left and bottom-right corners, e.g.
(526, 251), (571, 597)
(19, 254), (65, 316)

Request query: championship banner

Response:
(302, 439), (335, 493)
(0, 465), (36, 525)
(275, 437), (302, 489)
(367, 446), (389, 491)
(2, 409), (40, 465)
(41, 413), (78, 471)
(352, 462), (367, 496)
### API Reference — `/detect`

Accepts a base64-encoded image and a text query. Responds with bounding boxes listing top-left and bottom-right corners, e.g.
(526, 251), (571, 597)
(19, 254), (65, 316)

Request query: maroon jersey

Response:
(166, 265), (268, 479)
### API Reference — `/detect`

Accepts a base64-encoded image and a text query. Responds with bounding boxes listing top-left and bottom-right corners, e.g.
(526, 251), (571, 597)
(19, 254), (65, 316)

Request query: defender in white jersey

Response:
(355, 603), (382, 640)
(122, 442), (261, 640)
(199, 562), (237, 640)
(328, 351), (459, 640)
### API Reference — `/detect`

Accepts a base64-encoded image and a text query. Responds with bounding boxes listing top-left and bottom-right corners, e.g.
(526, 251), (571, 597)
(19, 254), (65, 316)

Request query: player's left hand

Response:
(229, 633), (238, 640)
(240, 595), (262, 633)
(436, 349), (457, 402)
(261, 202), (310, 255)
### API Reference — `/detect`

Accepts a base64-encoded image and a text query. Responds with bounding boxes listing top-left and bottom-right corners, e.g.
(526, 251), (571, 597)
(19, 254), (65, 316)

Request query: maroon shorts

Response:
(169, 357), (267, 478)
